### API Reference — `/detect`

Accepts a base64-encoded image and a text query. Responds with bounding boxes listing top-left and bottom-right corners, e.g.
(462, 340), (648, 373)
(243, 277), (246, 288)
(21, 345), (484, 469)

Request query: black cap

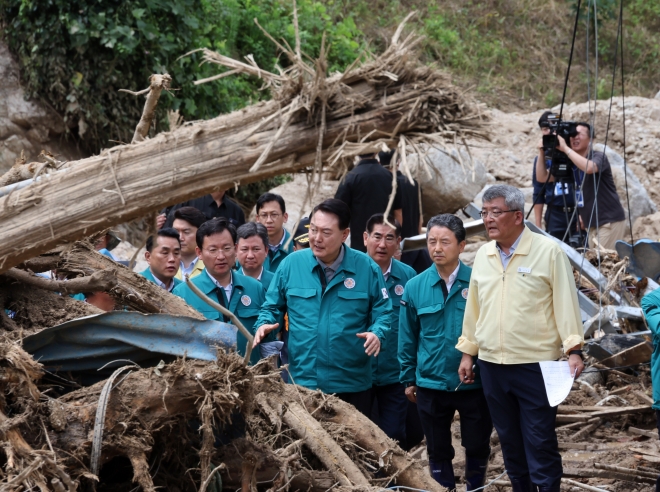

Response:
(378, 150), (395, 166)
(294, 217), (310, 245)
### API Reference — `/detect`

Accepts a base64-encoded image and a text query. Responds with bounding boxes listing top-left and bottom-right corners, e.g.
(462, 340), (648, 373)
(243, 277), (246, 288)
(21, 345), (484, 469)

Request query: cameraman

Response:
(534, 115), (582, 242)
(552, 123), (625, 250)
(532, 112), (551, 229)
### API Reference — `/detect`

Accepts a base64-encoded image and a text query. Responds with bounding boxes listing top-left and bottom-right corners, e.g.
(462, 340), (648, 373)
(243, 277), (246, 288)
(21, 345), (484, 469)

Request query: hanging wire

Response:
(618, 0), (634, 248)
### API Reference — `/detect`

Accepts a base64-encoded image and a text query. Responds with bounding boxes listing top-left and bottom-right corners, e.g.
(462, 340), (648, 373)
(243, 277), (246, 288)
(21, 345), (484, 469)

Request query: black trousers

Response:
(479, 360), (562, 488)
(337, 388), (373, 417)
(416, 386), (492, 462)
(371, 383), (408, 445)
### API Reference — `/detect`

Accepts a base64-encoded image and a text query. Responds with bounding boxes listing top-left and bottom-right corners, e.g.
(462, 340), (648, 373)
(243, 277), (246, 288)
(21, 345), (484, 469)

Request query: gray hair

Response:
(236, 222), (269, 249)
(482, 185), (525, 212)
(426, 214), (466, 242)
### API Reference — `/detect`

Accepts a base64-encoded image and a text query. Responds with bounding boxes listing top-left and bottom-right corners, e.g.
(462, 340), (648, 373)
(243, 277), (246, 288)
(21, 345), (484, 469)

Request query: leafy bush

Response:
(0, 0), (366, 152)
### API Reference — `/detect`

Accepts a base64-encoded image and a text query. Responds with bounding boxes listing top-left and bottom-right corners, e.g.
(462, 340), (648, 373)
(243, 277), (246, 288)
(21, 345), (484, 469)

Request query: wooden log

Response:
(598, 342), (653, 368)
(569, 419), (601, 441)
(269, 396), (369, 487)
(561, 478), (610, 492)
(628, 426), (659, 439)
(58, 241), (204, 318)
(563, 467), (655, 485)
(2, 267), (117, 295)
(0, 29), (485, 275)
(293, 386), (446, 492)
(556, 415), (592, 423)
(593, 463), (659, 479)
(588, 405), (652, 418)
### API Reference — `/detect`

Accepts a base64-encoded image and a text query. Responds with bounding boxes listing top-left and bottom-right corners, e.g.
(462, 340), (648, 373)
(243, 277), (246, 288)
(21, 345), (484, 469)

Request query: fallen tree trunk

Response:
(58, 241), (204, 318)
(0, 16), (486, 274)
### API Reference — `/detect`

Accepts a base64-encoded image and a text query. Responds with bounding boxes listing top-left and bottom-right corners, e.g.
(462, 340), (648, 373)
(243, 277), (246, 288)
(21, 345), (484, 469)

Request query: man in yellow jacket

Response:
(457, 185), (584, 492)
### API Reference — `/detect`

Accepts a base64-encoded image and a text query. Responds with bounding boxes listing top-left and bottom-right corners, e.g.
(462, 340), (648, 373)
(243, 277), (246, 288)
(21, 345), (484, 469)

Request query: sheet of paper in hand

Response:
(539, 360), (575, 407)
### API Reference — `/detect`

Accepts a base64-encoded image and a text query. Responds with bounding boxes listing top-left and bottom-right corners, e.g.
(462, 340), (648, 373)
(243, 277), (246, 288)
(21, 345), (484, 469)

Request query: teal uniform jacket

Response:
(238, 267), (275, 291)
(139, 268), (182, 290)
(641, 288), (660, 410)
(173, 271), (265, 365)
(399, 262), (482, 391)
(372, 259), (417, 386)
(264, 229), (294, 273)
(256, 246), (393, 393)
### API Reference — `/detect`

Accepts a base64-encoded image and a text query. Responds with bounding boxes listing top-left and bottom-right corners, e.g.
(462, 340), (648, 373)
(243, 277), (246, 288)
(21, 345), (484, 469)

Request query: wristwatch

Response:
(568, 349), (583, 359)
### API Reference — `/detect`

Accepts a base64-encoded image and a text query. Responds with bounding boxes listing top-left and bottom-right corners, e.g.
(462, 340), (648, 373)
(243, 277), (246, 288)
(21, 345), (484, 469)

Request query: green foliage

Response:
(0, 0), (366, 152)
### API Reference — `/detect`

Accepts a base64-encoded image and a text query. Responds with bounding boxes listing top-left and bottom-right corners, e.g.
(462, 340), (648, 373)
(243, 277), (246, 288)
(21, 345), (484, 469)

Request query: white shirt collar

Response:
(205, 269), (233, 302)
(438, 261), (461, 293)
(383, 259), (393, 281)
(150, 268), (175, 292)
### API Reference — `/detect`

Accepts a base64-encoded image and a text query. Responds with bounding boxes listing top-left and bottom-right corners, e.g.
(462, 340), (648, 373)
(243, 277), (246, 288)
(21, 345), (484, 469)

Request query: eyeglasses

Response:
(258, 213), (281, 220)
(203, 246), (235, 256)
(479, 209), (519, 219)
(369, 233), (398, 244)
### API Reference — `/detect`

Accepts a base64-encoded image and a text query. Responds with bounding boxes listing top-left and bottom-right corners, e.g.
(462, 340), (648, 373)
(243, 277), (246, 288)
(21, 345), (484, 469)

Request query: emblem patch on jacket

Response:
(394, 284), (404, 296)
(461, 288), (469, 299)
(344, 278), (355, 289)
(241, 295), (252, 306)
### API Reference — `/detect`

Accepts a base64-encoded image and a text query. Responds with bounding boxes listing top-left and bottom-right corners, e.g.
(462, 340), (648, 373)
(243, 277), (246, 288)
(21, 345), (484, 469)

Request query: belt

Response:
(548, 205), (575, 213)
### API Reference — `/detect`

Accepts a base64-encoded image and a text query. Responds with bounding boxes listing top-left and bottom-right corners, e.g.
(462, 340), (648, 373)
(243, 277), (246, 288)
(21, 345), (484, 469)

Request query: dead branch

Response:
(125, 74), (172, 144)
(3, 268), (117, 294)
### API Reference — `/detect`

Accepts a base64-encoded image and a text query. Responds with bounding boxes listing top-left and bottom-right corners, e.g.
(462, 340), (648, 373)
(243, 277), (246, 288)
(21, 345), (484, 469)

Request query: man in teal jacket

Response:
(236, 222), (275, 291)
(399, 214), (492, 491)
(256, 193), (294, 273)
(139, 228), (182, 292)
(173, 218), (265, 365)
(253, 199), (392, 415)
(640, 287), (660, 492)
(364, 213), (417, 446)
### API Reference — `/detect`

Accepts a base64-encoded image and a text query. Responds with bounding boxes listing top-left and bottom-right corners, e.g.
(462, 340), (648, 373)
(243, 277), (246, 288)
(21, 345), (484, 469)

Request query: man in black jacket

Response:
(335, 152), (402, 253)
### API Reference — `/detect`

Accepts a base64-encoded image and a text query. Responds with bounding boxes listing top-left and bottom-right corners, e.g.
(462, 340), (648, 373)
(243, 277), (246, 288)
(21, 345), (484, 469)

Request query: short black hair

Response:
(236, 222), (269, 249)
(173, 206), (208, 229)
(146, 227), (181, 252)
(378, 150), (395, 166)
(538, 111), (554, 128)
(359, 152), (377, 159)
(577, 122), (594, 138)
(365, 213), (402, 237)
(312, 199), (351, 230)
(196, 217), (237, 249)
(256, 193), (286, 214)
(426, 214), (466, 243)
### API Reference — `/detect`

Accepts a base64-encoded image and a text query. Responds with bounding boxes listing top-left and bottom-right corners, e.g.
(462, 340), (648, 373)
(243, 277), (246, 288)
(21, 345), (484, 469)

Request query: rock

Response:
(633, 212), (660, 241)
(0, 40), (79, 173)
(407, 146), (488, 216)
(3, 134), (34, 155)
(594, 144), (657, 225)
(655, 90), (660, 100)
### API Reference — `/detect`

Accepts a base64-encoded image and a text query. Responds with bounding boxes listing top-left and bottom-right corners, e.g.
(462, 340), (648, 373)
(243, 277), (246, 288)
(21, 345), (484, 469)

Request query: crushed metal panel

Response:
(23, 311), (237, 372)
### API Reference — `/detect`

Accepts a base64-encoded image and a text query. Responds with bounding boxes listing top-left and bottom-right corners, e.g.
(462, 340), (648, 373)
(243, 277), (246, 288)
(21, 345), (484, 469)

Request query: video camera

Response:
(542, 114), (579, 181)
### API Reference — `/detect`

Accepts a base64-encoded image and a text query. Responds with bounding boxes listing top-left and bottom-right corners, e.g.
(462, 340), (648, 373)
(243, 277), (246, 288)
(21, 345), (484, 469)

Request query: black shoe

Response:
(509, 475), (534, 492)
(535, 484), (560, 492)
(429, 460), (456, 491)
(465, 457), (489, 491)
